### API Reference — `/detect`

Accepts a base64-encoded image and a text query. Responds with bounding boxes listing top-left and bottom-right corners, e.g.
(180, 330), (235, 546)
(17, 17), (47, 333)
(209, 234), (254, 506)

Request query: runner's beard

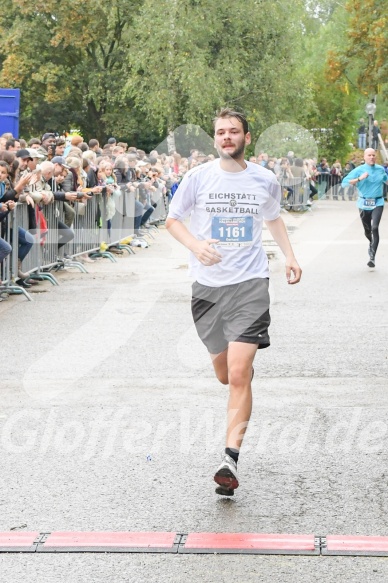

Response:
(218, 141), (246, 160)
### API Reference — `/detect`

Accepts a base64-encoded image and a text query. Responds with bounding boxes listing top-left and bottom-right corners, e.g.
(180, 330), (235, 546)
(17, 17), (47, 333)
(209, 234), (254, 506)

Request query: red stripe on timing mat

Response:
(184, 533), (316, 551)
(42, 532), (177, 549)
(0, 532), (39, 548)
(327, 535), (388, 552)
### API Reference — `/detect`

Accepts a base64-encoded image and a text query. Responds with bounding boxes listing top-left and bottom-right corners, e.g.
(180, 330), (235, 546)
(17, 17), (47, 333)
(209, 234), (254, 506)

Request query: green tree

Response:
(124, 0), (313, 142)
(302, 1), (359, 161)
(0, 0), (142, 140)
(327, 0), (387, 96)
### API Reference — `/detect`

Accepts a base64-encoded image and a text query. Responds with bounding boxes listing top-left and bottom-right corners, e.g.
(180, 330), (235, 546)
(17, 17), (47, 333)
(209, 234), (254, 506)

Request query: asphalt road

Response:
(1, 200), (388, 582)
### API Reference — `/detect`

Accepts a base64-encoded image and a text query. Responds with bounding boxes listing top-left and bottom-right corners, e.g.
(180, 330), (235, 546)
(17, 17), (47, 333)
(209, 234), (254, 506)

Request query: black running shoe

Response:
(215, 485), (235, 496)
(367, 258), (375, 268)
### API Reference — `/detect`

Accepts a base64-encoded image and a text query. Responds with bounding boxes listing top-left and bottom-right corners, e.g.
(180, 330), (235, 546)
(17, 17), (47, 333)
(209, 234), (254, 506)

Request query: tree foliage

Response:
(326, 0), (387, 95)
(125, 0), (313, 139)
(0, 0), (380, 157)
(0, 0), (142, 140)
(301, 2), (360, 161)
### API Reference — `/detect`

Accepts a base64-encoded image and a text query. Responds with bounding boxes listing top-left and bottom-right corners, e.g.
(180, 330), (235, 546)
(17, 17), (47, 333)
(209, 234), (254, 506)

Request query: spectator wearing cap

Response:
(107, 137), (116, 149)
(65, 157), (84, 190)
(23, 147), (45, 166)
(12, 149), (44, 201)
(15, 149), (33, 173)
(39, 133), (57, 160)
(14, 149), (38, 188)
(136, 160), (150, 175)
(16, 148), (47, 232)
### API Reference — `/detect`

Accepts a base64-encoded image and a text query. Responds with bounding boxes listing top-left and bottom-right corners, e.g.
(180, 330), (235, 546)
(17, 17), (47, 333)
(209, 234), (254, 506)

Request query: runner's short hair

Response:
(213, 108), (249, 135)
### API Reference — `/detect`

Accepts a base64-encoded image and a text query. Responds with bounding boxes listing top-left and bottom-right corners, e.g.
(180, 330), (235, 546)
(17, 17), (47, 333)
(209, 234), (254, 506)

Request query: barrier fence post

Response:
(0, 205), (33, 301)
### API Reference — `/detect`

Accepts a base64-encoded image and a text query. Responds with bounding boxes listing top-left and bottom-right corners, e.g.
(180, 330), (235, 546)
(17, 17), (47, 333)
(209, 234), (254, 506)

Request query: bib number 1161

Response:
(219, 225), (246, 238)
(211, 216), (253, 246)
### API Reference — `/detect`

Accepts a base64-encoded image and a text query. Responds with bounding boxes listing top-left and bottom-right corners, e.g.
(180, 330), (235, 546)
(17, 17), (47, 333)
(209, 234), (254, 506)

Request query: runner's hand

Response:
(286, 257), (302, 284)
(192, 239), (222, 266)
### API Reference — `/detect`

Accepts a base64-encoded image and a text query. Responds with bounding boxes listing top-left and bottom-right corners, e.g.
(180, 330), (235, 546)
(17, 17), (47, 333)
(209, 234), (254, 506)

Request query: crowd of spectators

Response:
(1, 129), (387, 292)
(357, 118), (388, 151)
(0, 132), (182, 289)
(247, 150), (388, 204)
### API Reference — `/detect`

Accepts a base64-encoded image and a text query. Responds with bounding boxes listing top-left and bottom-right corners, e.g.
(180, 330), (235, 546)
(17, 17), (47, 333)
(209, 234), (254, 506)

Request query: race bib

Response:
(211, 216), (253, 246)
(364, 198), (376, 208)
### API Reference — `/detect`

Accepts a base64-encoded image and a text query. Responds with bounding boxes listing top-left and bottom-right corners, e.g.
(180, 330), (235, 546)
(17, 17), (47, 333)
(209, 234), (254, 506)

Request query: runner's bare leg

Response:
(211, 342), (257, 449)
(210, 348), (228, 385)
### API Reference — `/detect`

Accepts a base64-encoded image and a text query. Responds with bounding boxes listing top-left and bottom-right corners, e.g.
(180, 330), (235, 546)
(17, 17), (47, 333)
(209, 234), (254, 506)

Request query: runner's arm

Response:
(166, 218), (222, 265)
(341, 169), (368, 187)
(264, 216), (302, 284)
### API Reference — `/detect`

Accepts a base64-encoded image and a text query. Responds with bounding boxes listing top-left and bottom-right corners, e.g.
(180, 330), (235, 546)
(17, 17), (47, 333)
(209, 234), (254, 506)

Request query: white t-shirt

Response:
(168, 159), (281, 287)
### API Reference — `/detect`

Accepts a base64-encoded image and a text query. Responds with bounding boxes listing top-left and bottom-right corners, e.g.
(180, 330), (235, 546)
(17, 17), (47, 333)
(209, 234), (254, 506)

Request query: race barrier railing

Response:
(0, 204), (32, 301)
(317, 174), (357, 201)
(0, 183), (159, 302)
(280, 178), (311, 211)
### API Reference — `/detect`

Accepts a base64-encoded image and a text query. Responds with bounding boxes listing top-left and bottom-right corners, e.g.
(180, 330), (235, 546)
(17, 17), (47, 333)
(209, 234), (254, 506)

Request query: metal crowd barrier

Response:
(280, 178), (311, 211)
(0, 183), (142, 302)
(0, 205), (32, 301)
(149, 185), (168, 224)
(108, 186), (137, 252)
(280, 174), (358, 206)
(317, 174), (357, 201)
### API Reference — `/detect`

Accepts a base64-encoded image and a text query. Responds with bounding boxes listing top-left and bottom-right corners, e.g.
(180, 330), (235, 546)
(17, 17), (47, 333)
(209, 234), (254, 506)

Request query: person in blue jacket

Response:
(341, 148), (388, 268)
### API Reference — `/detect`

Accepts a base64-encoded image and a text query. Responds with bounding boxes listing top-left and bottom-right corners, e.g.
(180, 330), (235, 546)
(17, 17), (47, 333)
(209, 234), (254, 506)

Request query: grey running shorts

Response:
(191, 278), (271, 355)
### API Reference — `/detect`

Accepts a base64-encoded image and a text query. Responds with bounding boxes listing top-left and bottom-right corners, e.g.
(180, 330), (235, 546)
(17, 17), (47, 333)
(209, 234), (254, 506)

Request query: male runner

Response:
(166, 109), (302, 496)
(341, 148), (388, 268)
